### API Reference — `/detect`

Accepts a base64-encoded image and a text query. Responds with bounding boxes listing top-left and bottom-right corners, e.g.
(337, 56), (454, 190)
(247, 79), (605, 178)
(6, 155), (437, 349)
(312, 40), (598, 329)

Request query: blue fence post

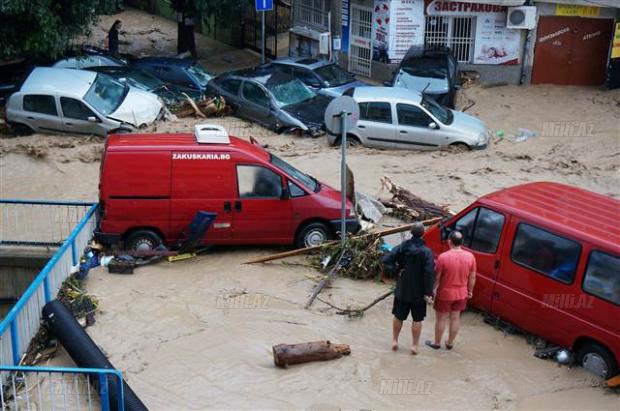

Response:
(99, 373), (110, 411)
(43, 276), (51, 303)
(71, 238), (78, 266)
(115, 372), (125, 411)
(10, 320), (20, 365)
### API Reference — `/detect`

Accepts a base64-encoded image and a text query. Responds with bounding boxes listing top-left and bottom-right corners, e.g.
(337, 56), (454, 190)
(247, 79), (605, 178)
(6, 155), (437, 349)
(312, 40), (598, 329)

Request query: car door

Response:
(21, 94), (64, 133)
(354, 101), (396, 148)
(60, 97), (107, 136)
(395, 103), (443, 149)
(239, 81), (275, 129)
(446, 206), (508, 312)
(233, 164), (293, 243)
(217, 78), (242, 111)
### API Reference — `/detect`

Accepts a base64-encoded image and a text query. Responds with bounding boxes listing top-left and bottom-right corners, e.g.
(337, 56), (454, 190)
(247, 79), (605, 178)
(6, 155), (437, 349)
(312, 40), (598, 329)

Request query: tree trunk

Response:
(272, 341), (351, 368)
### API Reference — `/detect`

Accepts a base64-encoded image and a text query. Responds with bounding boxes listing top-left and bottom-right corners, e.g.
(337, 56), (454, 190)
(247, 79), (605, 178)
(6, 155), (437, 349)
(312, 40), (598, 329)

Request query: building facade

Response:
(289, 0), (620, 87)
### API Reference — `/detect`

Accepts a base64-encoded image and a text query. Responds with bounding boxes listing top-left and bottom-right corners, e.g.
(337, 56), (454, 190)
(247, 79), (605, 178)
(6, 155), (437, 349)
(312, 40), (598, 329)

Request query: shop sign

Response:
(555, 5), (600, 17)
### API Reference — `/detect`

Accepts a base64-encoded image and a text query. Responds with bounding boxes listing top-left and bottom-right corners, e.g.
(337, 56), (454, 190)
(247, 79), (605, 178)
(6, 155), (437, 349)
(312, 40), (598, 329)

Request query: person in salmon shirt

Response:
(426, 230), (476, 350)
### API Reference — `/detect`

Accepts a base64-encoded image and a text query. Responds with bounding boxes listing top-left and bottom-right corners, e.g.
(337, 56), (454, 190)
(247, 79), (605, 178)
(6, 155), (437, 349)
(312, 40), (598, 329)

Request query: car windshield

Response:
(421, 95), (452, 124)
(313, 64), (354, 87)
(270, 153), (318, 192)
(402, 66), (447, 79)
(186, 63), (213, 86)
(267, 78), (316, 107)
(126, 70), (165, 91)
(83, 73), (128, 115)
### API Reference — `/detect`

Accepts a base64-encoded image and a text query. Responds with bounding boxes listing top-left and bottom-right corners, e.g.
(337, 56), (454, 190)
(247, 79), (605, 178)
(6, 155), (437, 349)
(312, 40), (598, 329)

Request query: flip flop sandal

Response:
(425, 340), (441, 350)
(445, 343), (454, 350)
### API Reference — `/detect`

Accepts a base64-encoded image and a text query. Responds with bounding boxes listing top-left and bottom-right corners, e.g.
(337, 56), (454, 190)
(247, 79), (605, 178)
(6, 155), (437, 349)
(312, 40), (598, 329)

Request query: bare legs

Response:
(434, 311), (460, 348)
(411, 321), (422, 355)
(392, 317), (403, 350)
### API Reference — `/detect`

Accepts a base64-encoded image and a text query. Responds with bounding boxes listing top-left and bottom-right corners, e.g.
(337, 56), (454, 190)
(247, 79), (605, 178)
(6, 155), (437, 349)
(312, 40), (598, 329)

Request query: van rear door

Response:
(232, 163), (293, 243)
(447, 205), (507, 312)
(170, 150), (235, 242)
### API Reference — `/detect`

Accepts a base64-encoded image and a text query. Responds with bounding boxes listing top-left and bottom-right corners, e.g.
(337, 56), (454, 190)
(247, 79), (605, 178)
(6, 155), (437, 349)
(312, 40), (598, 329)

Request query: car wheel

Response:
(124, 230), (164, 252)
(295, 222), (332, 249)
(448, 142), (470, 152)
(576, 342), (618, 379)
(10, 123), (34, 136)
(335, 135), (361, 147)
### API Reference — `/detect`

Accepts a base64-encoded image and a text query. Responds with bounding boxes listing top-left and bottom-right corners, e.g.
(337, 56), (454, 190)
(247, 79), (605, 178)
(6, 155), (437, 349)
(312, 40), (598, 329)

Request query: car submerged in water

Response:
(5, 67), (163, 136)
(207, 67), (332, 137)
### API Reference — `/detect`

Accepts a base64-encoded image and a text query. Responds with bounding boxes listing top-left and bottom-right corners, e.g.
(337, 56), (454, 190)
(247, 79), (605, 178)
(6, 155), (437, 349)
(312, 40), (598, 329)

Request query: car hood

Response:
(283, 95), (332, 129)
(394, 71), (449, 95)
(450, 110), (487, 135)
(108, 89), (162, 126)
(323, 80), (372, 97)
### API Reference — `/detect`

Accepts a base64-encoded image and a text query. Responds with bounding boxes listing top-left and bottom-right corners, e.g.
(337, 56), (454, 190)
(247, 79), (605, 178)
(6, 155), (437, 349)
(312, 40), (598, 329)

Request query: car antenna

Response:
(422, 82), (431, 94)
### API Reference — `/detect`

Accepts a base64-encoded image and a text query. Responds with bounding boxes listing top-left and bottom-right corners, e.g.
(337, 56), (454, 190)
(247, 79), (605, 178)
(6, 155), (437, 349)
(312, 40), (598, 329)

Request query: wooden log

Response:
(272, 340), (351, 368)
(607, 374), (620, 388)
(244, 216), (443, 265)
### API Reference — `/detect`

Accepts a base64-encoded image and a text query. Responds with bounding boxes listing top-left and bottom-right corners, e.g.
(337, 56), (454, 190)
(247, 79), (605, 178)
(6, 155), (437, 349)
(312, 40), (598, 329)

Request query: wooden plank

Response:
(244, 216), (443, 265)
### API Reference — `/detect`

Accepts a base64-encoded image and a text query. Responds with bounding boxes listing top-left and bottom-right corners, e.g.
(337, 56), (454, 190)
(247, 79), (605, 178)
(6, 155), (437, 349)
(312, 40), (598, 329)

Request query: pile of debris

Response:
(57, 275), (99, 327)
(171, 95), (230, 118)
(379, 176), (452, 222)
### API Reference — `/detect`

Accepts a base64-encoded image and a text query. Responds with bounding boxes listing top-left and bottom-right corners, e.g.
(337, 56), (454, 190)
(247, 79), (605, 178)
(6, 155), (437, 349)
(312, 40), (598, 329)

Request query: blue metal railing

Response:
(0, 201), (98, 366)
(0, 365), (124, 411)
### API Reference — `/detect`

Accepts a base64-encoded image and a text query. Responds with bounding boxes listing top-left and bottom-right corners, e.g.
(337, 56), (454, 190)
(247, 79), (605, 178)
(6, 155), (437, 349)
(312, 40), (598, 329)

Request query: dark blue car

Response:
(133, 57), (214, 93)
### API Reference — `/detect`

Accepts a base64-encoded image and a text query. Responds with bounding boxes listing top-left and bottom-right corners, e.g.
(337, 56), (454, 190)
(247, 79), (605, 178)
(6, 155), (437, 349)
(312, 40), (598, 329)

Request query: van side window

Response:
(583, 251), (620, 305)
(451, 207), (504, 253)
(511, 223), (581, 284)
(23, 95), (57, 116)
(237, 165), (282, 198)
(288, 180), (306, 197)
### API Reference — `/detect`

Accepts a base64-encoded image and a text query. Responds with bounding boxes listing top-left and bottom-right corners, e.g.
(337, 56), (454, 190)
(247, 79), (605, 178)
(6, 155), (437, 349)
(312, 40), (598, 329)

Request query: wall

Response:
(0, 250), (51, 319)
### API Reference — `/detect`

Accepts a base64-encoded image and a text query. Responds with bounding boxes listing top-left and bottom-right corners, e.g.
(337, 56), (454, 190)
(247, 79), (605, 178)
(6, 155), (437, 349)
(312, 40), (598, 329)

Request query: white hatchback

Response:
(6, 67), (163, 136)
(328, 87), (489, 151)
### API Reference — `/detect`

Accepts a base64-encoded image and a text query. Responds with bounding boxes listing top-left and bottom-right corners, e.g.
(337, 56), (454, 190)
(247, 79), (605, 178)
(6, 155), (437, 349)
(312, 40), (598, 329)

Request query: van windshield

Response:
(270, 154), (318, 192)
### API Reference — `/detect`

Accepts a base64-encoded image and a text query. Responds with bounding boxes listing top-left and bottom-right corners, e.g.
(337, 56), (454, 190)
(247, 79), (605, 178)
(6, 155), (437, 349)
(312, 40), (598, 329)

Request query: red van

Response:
(424, 182), (619, 378)
(96, 124), (359, 250)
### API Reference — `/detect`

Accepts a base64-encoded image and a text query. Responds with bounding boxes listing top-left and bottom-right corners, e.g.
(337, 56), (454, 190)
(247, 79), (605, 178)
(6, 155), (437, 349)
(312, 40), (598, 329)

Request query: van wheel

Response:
(125, 230), (164, 252)
(576, 342), (618, 379)
(295, 222), (332, 249)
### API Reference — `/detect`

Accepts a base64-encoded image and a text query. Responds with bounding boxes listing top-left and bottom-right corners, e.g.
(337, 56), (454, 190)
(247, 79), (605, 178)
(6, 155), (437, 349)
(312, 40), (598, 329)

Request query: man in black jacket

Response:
(382, 222), (435, 355)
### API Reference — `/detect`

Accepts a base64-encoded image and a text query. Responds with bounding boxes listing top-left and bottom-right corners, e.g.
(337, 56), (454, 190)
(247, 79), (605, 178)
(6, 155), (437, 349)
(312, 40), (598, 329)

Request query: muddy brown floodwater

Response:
(1, 8), (619, 410)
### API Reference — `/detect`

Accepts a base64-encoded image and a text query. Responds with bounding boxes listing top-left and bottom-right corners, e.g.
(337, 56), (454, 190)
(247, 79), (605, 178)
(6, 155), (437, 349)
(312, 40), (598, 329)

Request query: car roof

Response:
(105, 133), (270, 161)
(478, 182), (620, 252)
(20, 67), (96, 96)
(353, 86), (422, 104)
(271, 57), (332, 70)
(220, 66), (295, 86)
(135, 57), (194, 67)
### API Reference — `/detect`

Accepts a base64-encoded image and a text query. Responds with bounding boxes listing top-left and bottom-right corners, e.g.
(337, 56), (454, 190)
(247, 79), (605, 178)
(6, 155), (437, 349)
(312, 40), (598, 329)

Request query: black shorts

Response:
(392, 298), (427, 322)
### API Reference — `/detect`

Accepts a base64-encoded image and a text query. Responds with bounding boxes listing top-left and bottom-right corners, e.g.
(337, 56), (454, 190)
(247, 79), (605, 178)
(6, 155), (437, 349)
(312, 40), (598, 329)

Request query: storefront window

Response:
(424, 16), (474, 63)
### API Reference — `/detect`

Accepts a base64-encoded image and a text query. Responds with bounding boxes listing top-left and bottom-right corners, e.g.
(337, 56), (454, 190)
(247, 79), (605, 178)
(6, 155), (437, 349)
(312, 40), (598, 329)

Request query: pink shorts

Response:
(434, 298), (467, 313)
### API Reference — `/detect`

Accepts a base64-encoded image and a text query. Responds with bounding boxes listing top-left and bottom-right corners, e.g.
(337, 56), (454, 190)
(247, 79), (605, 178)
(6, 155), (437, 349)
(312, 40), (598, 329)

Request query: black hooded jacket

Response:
(382, 238), (435, 304)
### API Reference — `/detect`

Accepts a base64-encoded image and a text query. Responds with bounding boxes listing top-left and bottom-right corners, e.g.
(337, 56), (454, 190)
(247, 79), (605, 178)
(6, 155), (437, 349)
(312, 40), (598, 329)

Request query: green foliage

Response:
(168, 0), (252, 33)
(0, 0), (116, 59)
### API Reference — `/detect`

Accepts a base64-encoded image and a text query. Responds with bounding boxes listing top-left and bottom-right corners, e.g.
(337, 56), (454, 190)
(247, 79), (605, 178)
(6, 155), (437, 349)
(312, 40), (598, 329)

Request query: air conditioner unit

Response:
(506, 6), (536, 30)
(194, 124), (230, 144)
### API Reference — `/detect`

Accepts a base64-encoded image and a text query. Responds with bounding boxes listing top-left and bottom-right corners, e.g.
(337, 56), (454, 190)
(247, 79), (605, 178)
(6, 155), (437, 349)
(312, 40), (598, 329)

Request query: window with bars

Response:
(296, 0), (329, 30)
(424, 16), (474, 63)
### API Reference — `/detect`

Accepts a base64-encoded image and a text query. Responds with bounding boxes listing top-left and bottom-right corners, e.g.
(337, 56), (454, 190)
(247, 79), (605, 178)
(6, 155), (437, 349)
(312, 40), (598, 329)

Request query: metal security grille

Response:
(424, 16), (474, 63)
(296, 0), (329, 30)
(348, 5), (373, 77)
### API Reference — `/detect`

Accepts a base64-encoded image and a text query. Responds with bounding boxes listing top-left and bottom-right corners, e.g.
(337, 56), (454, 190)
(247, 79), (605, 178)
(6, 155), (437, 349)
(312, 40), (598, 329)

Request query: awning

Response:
(535, 0), (620, 8)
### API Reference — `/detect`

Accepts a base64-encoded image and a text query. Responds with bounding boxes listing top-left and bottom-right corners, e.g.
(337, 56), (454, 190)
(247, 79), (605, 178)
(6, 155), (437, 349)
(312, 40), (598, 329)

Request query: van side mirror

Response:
(281, 186), (291, 200)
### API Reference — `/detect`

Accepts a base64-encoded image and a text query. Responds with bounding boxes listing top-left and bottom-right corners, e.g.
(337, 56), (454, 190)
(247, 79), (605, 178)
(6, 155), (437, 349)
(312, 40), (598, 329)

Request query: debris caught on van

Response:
(173, 95), (229, 118)
(272, 341), (351, 368)
(380, 176), (452, 221)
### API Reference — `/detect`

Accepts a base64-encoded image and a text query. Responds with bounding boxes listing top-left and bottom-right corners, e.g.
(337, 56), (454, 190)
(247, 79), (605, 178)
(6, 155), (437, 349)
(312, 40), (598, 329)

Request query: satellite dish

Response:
(324, 95), (360, 136)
